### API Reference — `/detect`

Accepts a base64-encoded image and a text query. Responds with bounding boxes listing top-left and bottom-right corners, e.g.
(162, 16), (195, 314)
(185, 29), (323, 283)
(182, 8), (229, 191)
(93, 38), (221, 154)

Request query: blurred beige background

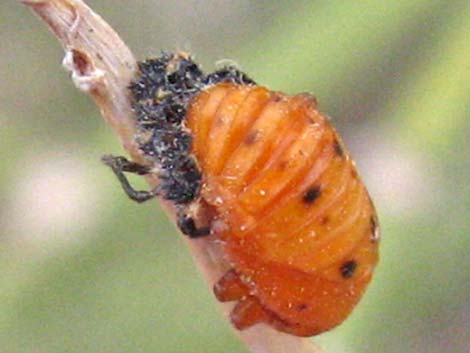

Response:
(0, 1), (469, 353)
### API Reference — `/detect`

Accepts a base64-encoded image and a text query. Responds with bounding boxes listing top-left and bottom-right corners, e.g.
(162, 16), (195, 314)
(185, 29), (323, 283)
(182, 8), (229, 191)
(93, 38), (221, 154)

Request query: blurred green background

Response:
(1, 1), (469, 352)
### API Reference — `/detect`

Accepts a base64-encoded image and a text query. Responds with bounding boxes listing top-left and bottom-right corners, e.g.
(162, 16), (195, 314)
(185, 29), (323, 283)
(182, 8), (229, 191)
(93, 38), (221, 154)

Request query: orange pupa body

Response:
(118, 53), (380, 337)
(186, 83), (379, 336)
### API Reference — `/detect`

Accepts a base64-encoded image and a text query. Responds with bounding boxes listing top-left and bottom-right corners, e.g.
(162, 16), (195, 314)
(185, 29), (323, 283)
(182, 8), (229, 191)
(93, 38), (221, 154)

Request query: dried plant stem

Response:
(19, 1), (326, 353)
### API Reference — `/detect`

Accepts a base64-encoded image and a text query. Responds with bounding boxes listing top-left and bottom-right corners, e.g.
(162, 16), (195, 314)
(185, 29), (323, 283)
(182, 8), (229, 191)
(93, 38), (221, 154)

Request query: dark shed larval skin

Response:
(129, 52), (254, 205)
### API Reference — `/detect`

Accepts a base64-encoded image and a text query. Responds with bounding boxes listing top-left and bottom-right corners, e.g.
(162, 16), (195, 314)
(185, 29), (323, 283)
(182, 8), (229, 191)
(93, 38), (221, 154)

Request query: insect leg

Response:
(102, 154), (158, 203)
(214, 269), (250, 302)
(230, 296), (271, 330)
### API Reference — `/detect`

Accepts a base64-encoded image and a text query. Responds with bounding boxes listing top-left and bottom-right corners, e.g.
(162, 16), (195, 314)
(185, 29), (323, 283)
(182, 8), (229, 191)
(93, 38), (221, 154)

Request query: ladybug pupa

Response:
(103, 52), (380, 337)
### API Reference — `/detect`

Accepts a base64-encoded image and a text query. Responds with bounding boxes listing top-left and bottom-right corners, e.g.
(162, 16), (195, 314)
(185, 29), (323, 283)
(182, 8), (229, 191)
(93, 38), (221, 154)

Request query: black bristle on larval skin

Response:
(159, 158), (202, 203)
(205, 66), (256, 86)
(130, 52), (255, 205)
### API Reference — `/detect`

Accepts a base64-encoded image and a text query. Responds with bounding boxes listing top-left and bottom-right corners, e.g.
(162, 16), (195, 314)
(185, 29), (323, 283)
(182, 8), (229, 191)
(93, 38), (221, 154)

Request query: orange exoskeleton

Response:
(103, 52), (380, 336)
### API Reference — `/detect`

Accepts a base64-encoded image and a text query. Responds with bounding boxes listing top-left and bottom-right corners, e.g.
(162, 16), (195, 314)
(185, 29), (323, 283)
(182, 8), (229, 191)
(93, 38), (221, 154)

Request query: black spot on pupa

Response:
(320, 216), (330, 225)
(340, 260), (357, 279)
(296, 304), (308, 311)
(333, 138), (344, 157)
(244, 130), (259, 145)
(303, 185), (321, 204)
